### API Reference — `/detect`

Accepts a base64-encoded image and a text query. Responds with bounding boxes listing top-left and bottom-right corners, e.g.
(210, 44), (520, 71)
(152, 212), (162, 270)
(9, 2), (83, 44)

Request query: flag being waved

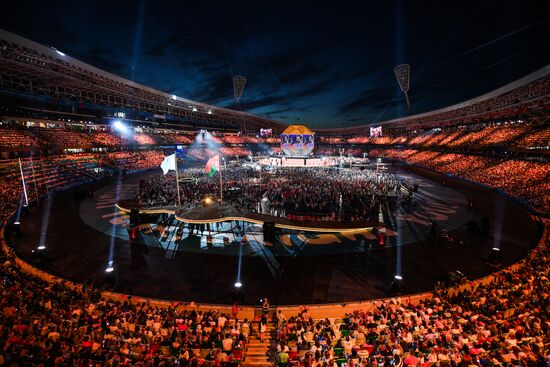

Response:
(205, 155), (220, 177)
(160, 154), (176, 175)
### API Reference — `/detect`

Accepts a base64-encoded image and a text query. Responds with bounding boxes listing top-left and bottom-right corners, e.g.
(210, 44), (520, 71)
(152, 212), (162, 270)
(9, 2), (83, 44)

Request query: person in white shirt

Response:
(222, 336), (233, 352)
(218, 315), (228, 328)
(342, 336), (354, 358)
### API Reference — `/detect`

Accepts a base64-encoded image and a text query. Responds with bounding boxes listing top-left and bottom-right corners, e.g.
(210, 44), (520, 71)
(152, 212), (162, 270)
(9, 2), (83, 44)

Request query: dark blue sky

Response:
(1, 1), (549, 128)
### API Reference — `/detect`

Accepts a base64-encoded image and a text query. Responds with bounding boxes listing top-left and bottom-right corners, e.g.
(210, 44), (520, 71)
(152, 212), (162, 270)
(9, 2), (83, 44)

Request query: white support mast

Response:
(18, 158), (29, 206)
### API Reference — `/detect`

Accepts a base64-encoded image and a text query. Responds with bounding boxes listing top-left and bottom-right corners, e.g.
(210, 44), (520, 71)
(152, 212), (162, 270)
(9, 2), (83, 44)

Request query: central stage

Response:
(116, 201), (378, 233)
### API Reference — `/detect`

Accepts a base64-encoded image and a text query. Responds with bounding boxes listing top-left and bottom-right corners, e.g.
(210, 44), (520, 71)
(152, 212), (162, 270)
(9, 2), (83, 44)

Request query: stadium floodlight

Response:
(393, 64), (411, 110)
(53, 48), (66, 56)
(113, 120), (130, 135)
(192, 107), (198, 112)
(172, 94), (177, 100)
(105, 260), (114, 273)
(234, 282), (242, 288)
(207, 109), (213, 115)
(394, 275), (403, 280)
(233, 75), (247, 102)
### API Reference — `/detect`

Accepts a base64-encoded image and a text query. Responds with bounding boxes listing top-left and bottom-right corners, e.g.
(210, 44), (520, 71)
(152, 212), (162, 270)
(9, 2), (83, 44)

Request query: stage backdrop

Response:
(280, 124), (314, 156)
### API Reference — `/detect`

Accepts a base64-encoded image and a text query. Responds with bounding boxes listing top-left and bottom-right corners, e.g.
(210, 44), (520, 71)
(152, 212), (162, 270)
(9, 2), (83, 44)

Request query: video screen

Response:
(260, 128), (272, 137)
(280, 133), (314, 156)
(370, 126), (382, 138)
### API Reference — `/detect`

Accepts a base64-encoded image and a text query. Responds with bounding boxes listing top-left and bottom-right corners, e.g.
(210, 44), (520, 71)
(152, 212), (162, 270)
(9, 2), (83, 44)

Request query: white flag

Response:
(160, 154), (176, 175)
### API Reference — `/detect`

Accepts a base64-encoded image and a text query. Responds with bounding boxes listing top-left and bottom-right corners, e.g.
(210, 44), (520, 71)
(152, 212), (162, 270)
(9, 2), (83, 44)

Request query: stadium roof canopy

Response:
(316, 64), (550, 134)
(0, 29), (285, 132)
(1, 28), (548, 134)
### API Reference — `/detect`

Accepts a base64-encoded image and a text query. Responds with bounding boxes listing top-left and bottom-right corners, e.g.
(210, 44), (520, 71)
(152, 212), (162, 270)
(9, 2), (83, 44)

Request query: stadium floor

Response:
(9, 161), (540, 305)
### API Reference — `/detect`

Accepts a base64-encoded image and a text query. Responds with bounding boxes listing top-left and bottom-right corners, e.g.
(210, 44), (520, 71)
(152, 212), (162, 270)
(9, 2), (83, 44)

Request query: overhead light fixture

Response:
(234, 282), (242, 288)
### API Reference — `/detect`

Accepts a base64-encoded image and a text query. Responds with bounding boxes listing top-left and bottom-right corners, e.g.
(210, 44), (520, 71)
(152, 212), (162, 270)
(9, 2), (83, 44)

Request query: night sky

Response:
(1, 1), (549, 128)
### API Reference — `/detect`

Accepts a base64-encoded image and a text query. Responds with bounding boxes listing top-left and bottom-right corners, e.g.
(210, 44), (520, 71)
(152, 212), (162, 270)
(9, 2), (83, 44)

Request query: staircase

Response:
(242, 322), (276, 367)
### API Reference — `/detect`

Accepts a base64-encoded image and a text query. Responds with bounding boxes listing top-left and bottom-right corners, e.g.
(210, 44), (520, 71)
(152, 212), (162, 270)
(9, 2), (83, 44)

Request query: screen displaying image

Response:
(370, 126), (382, 138)
(260, 128), (272, 137)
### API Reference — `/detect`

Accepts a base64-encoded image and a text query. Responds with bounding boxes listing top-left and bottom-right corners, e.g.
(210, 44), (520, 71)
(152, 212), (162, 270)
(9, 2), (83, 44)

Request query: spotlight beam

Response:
(235, 233), (244, 288)
(38, 191), (54, 250)
(107, 170), (123, 273)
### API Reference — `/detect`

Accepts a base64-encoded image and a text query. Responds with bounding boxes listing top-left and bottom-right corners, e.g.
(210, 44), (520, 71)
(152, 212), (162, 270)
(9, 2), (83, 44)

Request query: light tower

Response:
(394, 64), (411, 111)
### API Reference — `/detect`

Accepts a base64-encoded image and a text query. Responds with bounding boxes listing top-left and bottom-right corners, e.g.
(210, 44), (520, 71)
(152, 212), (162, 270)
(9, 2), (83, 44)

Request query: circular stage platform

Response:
(7, 161), (540, 305)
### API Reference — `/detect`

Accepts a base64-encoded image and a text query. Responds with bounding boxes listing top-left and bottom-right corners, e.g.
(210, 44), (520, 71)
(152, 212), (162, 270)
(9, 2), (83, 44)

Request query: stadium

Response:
(0, 3), (549, 366)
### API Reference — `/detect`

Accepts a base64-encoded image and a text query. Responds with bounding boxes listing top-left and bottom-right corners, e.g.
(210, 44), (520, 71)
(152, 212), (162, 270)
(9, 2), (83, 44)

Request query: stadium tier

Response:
(0, 25), (549, 367)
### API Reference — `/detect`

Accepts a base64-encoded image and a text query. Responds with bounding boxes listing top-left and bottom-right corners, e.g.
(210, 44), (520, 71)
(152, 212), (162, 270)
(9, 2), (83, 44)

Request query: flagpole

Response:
(18, 158), (29, 207)
(175, 154), (181, 208)
(219, 154), (223, 215)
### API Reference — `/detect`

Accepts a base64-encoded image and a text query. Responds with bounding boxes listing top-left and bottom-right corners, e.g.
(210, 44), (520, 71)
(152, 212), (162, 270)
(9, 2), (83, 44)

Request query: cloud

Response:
(293, 79), (337, 99)
(227, 95), (288, 111)
(278, 64), (332, 85)
(337, 87), (400, 115)
(262, 107), (294, 116)
(85, 46), (126, 74)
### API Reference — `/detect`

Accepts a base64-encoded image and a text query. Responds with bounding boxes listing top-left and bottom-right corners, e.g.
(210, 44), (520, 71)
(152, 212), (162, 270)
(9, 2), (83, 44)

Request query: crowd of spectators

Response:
(90, 131), (125, 147)
(219, 147), (251, 157)
(0, 255), (251, 365)
(155, 133), (194, 145)
(274, 221), (549, 367)
(351, 121), (547, 151)
(515, 126), (550, 149)
(0, 174), (24, 228)
(0, 127), (39, 150)
(134, 134), (158, 146)
(0, 72), (547, 366)
(0, 125), (197, 150)
(0, 153), (109, 226)
(0, 150), (167, 228)
(263, 168), (408, 221)
(372, 149), (550, 212)
(137, 167), (411, 221)
(108, 151), (166, 172)
(2, 116), (548, 158)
